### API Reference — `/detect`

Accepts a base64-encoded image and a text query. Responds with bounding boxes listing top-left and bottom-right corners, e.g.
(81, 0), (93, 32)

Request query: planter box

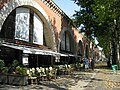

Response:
(0, 74), (8, 84)
(8, 74), (28, 86)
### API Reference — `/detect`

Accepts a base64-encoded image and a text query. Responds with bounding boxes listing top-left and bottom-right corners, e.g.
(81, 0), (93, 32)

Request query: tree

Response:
(72, 0), (120, 64)
(92, 0), (120, 64)
(72, 0), (96, 39)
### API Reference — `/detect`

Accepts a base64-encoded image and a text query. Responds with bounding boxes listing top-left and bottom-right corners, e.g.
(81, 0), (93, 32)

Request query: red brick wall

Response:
(35, 0), (62, 45)
(0, 0), (91, 53)
(0, 0), (95, 57)
(0, 0), (10, 9)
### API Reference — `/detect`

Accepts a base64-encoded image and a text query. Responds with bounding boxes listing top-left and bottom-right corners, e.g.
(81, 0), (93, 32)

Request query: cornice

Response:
(41, 0), (77, 28)
(41, 0), (64, 16)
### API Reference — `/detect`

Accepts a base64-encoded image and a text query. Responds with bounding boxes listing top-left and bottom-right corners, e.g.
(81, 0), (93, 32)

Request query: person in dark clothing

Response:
(91, 59), (95, 70)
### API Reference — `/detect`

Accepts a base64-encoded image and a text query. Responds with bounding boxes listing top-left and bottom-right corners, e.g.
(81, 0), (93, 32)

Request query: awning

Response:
(1, 43), (60, 56)
(58, 52), (76, 57)
(59, 53), (68, 56)
(1, 43), (77, 57)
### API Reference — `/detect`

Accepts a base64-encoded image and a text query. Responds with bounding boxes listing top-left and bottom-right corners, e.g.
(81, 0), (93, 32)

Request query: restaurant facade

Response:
(0, 0), (100, 68)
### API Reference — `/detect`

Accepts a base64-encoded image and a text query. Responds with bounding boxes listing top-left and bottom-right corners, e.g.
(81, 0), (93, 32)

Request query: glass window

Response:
(33, 13), (43, 45)
(1, 7), (45, 46)
(15, 8), (30, 41)
(60, 31), (71, 52)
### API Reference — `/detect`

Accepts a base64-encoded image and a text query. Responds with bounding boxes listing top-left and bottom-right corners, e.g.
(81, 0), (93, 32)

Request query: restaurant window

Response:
(0, 7), (45, 46)
(60, 31), (71, 52)
(33, 13), (43, 45)
(15, 7), (30, 42)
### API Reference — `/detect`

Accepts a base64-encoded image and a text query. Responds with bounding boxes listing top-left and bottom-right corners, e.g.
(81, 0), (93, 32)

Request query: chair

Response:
(48, 66), (57, 80)
(39, 67), (47, 81)
(27, 68), (37, 84)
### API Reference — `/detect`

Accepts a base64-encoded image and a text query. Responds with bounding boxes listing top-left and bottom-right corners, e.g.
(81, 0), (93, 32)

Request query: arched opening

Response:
(0, 6), (55, 49)
(58, 30), (76, 65)
(85, 45), (89, 58)
(78, 40), (84, 56)
(60, 30), (75, 54)
(0, 6), (56, 67)
(77, 40), (84, 62)
(60, 31), (70, 52)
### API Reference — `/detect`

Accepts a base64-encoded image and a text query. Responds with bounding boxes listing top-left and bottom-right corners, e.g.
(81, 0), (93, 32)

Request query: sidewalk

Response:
(84, 69), (120, 90)
(0, 62), (120, 90)
(69, 71), (96, 90)
(0, 70), (95, 90)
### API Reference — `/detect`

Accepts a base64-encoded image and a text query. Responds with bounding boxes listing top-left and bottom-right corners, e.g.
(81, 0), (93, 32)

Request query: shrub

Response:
(0, 60), (5, 69)
(8, 60), (19, 74)
(0, 60), (8, 74)
(0, 60), (5, 73)
(2, 67), (8, 74)
(16, 66), (27, 75)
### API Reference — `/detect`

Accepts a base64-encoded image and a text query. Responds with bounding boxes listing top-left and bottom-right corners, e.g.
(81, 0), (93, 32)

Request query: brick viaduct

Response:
(0, 0), (100, 64)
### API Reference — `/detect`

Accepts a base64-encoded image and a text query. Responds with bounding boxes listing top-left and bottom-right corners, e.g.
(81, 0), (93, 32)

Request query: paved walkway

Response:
(0, 71), (94, 90)
(0, 62), (120, 90)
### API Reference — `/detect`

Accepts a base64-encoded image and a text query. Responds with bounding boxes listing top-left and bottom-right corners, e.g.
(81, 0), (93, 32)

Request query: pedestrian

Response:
(89, 58), (92, 68)
(84, 57), (89, 71)
(91, 58), (95, 70)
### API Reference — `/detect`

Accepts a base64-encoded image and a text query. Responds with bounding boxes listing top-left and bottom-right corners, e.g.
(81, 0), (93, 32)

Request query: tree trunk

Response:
(112, 41), (117, 65)
(112, 26), (118, 65)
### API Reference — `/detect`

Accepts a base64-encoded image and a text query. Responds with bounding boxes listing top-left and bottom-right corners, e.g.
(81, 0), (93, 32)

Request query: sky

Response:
(54, 0), (79, 18)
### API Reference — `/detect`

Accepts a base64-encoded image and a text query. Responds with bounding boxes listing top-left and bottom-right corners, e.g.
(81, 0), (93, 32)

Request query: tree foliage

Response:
(72, 0), (96, 38)
(72, 0), (120, 63)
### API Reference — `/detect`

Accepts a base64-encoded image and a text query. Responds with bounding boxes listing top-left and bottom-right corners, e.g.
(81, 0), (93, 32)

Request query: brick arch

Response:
(0, 0), (57, 51)
(85, 44), (89, 58)
(59, 28), (76, 54)
(78, 40), (84, 57)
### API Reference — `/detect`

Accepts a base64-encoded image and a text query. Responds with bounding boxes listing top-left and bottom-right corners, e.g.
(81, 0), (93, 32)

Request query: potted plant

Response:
(8, 60), (28, 86)
(0, 59), (8, 84)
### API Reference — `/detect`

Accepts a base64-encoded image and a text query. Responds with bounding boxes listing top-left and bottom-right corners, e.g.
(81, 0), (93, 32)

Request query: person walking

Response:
(91, 58), (95, 70)
(84, 57), (89, 71)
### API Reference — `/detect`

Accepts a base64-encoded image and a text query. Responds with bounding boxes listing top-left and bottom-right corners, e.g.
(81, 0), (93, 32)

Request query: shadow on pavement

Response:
(95, 61), (111, 70)
(91, 78), (103, 81)
(39, 82), (67, 90)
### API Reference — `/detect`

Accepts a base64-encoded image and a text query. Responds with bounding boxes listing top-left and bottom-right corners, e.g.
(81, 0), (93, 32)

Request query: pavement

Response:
(0, 62), (120, 90)
(0, 71), (95, 90)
